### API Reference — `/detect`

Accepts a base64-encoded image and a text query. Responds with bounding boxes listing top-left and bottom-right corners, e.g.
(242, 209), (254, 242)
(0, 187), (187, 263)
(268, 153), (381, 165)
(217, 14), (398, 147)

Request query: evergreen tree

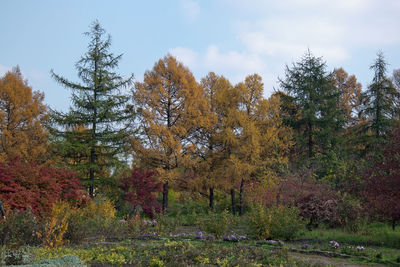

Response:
(279, 50), (342, 159)
(50, 21), (133, 197)
(362, 52), (398, 145)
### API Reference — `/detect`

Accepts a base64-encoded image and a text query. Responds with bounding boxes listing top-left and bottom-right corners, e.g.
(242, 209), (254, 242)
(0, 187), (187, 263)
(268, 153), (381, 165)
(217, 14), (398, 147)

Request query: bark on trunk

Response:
(231, 189), (236, 215)
(162, 181), (169, 212)
(209, 187), (214, 211)
(239, 179), (244, 216)
(308, 122), (313, 158)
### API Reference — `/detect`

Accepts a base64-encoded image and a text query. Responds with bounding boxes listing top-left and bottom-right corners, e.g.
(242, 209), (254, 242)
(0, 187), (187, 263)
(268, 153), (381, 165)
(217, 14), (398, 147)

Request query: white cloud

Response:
(180, 0), (200, 21)
(170, 0), (400, 96)
(204, 45), (266, 76)
(0, 64), (10, 76)
(239, 27), (349, 63)
(169, 47), (199, 68)
(225, 0), (400, 64)
(169, 45), (275, 93)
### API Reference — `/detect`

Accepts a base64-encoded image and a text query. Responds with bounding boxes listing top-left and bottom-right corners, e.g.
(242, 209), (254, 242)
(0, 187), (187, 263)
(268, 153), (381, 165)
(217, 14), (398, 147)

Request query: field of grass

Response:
(300, 222), (400, 248)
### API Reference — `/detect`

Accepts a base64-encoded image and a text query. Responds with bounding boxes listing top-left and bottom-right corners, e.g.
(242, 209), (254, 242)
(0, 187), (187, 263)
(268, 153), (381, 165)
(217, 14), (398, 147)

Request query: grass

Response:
(300, 222), (400, 248)
(291, 222), (400, 266)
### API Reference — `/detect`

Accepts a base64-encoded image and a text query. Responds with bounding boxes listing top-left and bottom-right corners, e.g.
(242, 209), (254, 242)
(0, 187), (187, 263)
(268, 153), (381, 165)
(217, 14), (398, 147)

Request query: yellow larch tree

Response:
(198, 73), (293, 215)
(0, 67), (49, 163)
(196, 72), (229, 210)
(333, 68), (362, 127)
(332, 68), (366, 155)
(133, 55), (209, 211)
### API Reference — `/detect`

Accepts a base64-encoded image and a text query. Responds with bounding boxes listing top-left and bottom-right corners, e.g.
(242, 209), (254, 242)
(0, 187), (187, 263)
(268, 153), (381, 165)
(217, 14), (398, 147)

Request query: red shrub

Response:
(364, 128), (400, 229)
(0, 158), (85, 216)
(119, 168), (162, 218)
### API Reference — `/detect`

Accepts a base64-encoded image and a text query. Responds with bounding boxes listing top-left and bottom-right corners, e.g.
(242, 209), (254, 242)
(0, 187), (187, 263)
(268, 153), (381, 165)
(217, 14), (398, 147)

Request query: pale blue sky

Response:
(1, 0), (399, 111)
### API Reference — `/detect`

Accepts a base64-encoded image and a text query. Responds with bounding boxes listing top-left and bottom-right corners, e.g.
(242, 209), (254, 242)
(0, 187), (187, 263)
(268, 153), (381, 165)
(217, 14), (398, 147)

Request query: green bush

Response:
(337, 194), (367, 233)
(247, 204), (305, 240)
(0, 209), (42, 247)
(247, 203), (272, 240)
(199, 210), (234, 238)
(63, 198), (124, 244)
(269, 205), (306, 240)
(154, 213), (180, 235)
(124, 214), (143, 237)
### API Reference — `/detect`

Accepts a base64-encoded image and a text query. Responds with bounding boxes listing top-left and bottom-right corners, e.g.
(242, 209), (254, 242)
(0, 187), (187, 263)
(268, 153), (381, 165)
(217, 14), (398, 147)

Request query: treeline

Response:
(0, 22), (399, 228)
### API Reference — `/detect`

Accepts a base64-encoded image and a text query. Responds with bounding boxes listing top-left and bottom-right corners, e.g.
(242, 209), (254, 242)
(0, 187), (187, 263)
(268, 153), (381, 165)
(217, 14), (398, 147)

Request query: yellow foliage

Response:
(40, 201), (71, 249)
(248, 203), (272, 240)
(0, 66), (49, 164)
(200, 73), (293, 193)
(82, 197), (116, 220)
(134, 54), (209, 185)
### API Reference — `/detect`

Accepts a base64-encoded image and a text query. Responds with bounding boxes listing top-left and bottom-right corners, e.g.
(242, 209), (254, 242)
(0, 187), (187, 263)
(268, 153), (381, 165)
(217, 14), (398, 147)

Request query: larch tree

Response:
(332, 68), (366, 158)
(279, 51), (342, 159)
(50, 21), (133, 197)
(0, 67), (49, 164)
(235, 74), (264, 215)
(211, 79), (243, 215)
(197, 72), (221, 210)
(361, 52), (398, 155)
(235, 75), (293, 215)
(133, 54), (208, 212)
(201, 73), (292, 215)
(332, 68), (362, 127)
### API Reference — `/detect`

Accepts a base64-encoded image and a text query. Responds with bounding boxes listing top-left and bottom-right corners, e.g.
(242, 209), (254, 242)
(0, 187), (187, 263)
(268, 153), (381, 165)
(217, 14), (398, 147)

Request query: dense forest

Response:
(0, 21), (400, 266)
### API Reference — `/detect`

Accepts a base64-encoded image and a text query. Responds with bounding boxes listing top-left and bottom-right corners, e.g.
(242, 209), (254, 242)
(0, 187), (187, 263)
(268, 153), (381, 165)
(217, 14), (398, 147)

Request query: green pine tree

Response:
(50, 21), (134, 197)
(362, 52), (398, 146)
(279, 50), (343, 159)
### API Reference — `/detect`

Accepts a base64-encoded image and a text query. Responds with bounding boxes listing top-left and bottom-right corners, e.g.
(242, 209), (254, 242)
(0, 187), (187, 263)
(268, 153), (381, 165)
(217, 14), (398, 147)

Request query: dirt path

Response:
(289, 252), (385, 267)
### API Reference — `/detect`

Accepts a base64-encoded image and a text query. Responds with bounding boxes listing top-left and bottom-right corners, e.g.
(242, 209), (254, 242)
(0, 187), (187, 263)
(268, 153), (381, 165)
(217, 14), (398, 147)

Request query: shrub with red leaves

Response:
(364, 128), (400, 230)
(273, 168), (364, 229)
(0, 158), (85, 216)
(119, 168), (162, 218)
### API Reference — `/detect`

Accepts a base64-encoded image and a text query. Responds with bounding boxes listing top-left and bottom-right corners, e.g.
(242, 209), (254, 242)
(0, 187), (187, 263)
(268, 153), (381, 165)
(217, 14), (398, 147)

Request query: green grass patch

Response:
(301, 223), (400, 248)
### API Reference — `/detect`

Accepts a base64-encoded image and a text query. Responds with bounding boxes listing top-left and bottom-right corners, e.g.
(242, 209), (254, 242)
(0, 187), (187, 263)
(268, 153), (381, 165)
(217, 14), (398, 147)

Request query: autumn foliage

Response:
(0, 158), (85, 216)
(119, 168), (162, 218)
(2, 20), (400, 239)
(364, 127), (400, 229)
(0, 67), (49, 164)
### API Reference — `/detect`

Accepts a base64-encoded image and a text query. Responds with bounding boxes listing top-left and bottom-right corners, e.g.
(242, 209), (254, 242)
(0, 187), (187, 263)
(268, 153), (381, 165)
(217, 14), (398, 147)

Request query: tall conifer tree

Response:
(50, 21), (133, 197)
(362, 52), (398, 145)
(279, 51), (342, 159)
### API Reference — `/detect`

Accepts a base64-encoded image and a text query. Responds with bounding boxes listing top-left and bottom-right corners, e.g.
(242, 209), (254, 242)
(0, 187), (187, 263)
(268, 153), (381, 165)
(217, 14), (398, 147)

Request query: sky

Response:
(1, 0), (400, 111)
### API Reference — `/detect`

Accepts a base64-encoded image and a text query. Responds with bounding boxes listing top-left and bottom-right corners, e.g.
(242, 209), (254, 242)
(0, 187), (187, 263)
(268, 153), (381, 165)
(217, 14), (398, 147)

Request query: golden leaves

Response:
(0, 67), (49, 163)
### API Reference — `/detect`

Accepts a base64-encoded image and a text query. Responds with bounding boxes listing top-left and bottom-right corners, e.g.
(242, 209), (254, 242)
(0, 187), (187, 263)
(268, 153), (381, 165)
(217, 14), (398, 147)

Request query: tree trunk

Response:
(162, 181), (169, 212)
(89, 163), (94, 198)
(209, 187), (214, 211)
(89, 59), (98, 198)
(239, 179), (244, 216)
(308, 122), (313, 158)
(231, 189), (236, 215)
